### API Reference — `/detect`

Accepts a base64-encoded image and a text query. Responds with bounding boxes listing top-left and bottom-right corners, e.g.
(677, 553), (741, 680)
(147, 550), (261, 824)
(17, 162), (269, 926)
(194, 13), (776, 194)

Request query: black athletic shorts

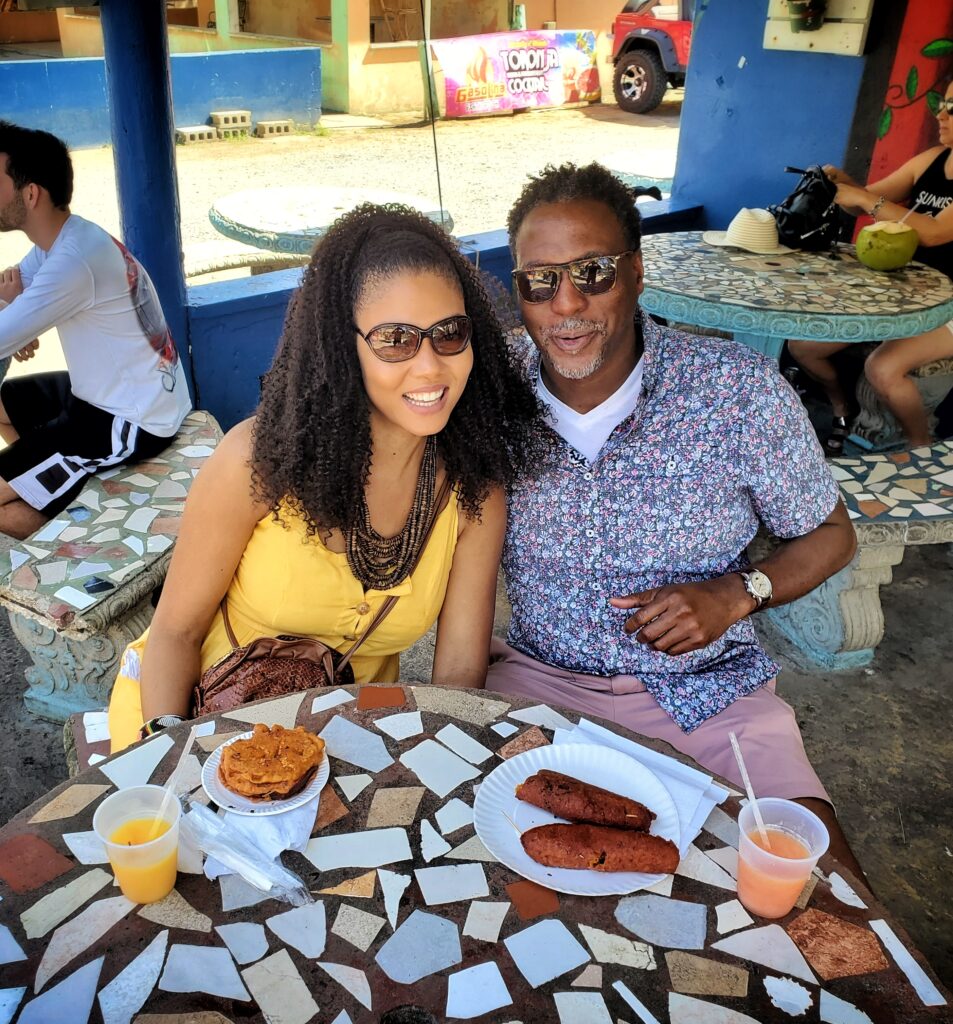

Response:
(0, 371), (171, 517)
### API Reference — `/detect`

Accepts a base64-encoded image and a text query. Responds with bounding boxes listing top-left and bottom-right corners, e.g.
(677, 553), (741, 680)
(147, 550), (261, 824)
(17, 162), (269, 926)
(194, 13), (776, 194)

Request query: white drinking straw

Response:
(147, 723), (198, 841)
(898, 199), (922, 225)
(728, 730), (772, 850)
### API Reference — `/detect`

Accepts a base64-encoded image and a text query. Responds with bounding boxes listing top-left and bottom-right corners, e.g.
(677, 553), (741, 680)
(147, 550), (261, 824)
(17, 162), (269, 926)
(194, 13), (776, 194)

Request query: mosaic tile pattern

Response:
(641, 233), (953, 343)
(0, 412), (221, 630)
(3, 686), (949, 1023)
(829, 441), (953, 524)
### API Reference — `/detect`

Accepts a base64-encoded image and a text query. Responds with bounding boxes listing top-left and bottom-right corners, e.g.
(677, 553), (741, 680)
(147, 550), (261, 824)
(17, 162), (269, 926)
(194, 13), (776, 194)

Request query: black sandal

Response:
(823, 416), (849, 457)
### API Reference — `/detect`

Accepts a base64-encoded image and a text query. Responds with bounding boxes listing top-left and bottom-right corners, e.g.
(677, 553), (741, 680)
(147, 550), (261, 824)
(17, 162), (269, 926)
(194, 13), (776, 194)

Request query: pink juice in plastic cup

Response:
(736, 798), (829, 919)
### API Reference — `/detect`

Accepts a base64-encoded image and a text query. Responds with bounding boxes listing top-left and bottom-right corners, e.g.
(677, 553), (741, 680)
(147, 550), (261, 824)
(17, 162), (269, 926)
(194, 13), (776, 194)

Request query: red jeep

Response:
(611, 0), (693, 115)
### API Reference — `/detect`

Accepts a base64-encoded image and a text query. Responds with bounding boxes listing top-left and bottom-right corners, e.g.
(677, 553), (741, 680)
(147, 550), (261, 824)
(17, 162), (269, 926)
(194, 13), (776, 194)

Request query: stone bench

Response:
(763, 441), (953, 669)
(0, 410), (223, 722)
(852, 355), (953, 450)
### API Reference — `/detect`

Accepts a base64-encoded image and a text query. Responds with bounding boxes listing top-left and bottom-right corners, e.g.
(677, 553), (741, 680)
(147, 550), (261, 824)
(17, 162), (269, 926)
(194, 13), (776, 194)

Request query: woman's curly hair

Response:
(252, 203), (544, 533)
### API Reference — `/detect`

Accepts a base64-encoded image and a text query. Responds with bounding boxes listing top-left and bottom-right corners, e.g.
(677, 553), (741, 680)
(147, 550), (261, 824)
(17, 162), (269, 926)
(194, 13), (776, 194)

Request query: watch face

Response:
(749, 571), (772, 599)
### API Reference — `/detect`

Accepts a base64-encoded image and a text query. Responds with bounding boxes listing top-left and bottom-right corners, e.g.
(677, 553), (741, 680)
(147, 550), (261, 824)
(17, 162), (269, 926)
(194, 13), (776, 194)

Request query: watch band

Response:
(139, 714), (186, 740)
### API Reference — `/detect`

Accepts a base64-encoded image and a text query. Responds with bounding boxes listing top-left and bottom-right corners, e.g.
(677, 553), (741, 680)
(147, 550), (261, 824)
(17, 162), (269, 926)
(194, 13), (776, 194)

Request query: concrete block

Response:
(210, 109), (252, 128)
(216, 127), (249, 140)
(175, 125), (216, 144)
(255, 119), (294, 138)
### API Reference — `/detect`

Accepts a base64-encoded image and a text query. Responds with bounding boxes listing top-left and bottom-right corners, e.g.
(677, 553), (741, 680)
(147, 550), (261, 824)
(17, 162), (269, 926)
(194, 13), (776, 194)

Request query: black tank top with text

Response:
(909, 147), (953, 279)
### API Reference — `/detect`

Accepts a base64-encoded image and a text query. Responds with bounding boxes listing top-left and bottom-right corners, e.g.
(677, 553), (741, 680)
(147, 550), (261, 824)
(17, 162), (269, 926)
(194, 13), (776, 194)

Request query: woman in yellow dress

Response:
(108, 204), (542, 751)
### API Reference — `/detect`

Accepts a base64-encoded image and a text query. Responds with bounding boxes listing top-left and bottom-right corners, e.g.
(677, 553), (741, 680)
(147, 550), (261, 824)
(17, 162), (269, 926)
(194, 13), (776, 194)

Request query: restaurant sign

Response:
(431, 30), (601, 119)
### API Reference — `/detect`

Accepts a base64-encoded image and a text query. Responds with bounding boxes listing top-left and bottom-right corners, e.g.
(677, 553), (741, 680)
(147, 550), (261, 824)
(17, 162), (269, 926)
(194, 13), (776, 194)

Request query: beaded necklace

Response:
(345, 435), (438, 591)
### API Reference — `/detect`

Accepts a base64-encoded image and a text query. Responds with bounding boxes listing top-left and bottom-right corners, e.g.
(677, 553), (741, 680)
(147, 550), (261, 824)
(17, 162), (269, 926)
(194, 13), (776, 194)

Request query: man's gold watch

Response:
(738, 569), (773, 609)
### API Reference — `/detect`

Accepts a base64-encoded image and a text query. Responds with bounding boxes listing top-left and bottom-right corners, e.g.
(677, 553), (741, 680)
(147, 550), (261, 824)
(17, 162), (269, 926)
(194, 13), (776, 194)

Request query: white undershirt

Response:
(536, 356), (645, 463)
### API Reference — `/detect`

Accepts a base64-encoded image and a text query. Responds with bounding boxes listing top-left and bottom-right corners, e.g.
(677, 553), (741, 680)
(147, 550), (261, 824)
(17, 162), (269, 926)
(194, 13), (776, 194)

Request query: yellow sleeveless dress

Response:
(108, 492), (459, 752)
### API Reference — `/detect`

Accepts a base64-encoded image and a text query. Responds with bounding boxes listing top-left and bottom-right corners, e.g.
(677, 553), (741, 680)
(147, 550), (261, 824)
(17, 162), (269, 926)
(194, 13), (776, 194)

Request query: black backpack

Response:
(769, 165), (840, 251)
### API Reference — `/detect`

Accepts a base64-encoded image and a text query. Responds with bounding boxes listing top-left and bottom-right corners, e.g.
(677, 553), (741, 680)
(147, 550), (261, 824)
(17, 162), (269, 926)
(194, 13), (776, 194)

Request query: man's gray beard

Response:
(548, 345), (606, 380)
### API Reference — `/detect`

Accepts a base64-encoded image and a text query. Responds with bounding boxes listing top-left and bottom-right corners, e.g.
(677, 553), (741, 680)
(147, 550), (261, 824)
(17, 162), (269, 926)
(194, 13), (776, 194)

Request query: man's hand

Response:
(609, 575), (756, 657)
(13, 339), (39, 362)
(0, 267), (23, 305)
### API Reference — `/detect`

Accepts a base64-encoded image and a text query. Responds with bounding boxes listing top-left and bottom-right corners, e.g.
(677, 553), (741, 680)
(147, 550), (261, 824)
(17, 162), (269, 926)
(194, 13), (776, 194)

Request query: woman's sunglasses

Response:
(937, 98), (953, 115)
(512, 250), (635, 304)
(354, 314), (473, 363)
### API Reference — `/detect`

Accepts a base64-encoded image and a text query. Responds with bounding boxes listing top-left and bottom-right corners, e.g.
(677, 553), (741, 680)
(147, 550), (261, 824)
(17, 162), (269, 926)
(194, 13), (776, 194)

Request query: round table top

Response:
(0, 684), (948, 1023)
(640, 232), (953, 343)
(208, 186), (454, 255)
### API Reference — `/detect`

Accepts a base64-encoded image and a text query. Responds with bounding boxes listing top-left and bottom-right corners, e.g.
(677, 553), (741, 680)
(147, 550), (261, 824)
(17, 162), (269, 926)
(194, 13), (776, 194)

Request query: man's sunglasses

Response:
(512, 250), (635, 304)
(354, 314), (472, 363)
(937, 97), (953, 115)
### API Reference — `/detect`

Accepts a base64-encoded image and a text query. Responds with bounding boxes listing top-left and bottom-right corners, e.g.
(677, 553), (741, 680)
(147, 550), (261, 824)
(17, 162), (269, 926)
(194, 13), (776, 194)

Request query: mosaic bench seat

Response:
(763, 441), (953, 670)
(0, 411), (223, 723)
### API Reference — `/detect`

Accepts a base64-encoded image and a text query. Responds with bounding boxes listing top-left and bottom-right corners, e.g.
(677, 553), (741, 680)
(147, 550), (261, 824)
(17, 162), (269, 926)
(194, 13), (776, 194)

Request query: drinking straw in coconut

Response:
(729, 730), (771, 850)
(148, 723), (198, 840)
(898, 199), (922, 225)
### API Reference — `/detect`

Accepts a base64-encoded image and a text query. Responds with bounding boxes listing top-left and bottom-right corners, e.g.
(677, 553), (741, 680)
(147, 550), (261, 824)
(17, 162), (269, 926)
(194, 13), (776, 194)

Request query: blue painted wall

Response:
(672, 0), (867, 229)
(0, 57), (110, 148)
(171, 49), (321, 128)
(0, 47), (321, 149)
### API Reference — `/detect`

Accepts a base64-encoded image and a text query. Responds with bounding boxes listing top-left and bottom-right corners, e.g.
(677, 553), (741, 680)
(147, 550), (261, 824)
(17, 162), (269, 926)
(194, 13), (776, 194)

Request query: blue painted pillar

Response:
(99, 0), (193, 397)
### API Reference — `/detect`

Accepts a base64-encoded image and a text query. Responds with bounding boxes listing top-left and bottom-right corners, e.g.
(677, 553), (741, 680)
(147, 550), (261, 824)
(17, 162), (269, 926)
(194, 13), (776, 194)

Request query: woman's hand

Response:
(823, 165), (857, 187)
(833, 182), (871, 212)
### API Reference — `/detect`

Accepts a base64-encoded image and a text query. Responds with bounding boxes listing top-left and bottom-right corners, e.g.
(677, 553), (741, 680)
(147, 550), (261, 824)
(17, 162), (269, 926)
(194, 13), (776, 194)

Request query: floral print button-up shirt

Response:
(503, 313), (839, 733)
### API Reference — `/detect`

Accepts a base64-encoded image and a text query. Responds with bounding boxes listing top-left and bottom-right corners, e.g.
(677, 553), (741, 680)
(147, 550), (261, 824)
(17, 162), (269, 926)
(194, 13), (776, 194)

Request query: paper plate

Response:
(473, 742), (680, 896)
(201, 731), (330, 817)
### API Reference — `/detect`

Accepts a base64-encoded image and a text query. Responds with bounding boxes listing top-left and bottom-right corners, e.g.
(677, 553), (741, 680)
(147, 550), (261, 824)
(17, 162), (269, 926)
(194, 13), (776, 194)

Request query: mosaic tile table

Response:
(0, 412), (223, 723)
(1, 685), (949, 1024)
(639, 233), (953, 361)
(209, 187), (454, 256)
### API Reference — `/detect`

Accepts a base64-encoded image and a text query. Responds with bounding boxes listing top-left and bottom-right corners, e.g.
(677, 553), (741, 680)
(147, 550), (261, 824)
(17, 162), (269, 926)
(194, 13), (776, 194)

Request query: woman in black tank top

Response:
(788, 81), (953, 450)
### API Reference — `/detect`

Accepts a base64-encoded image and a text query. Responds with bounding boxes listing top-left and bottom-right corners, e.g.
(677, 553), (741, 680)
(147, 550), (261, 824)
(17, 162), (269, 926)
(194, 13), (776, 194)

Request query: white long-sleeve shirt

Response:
(0, 215), (191, 436)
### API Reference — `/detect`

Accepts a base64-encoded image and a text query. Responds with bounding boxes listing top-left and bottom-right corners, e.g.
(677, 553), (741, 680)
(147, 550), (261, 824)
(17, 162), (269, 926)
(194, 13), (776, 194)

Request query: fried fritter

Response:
(218, 723), (326, 801)
(516, 769), (655, 831)
(521, 823), (679, 873)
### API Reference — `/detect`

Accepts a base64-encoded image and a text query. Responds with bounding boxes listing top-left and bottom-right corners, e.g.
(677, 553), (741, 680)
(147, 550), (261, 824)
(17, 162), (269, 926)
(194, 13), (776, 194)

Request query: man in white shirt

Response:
(0, 121), (192, 539)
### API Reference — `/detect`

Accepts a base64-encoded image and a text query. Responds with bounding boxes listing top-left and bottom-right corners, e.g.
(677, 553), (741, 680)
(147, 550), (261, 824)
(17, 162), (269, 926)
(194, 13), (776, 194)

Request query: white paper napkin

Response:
(204, 794), (319, 880)
(553, 718), (728, 855)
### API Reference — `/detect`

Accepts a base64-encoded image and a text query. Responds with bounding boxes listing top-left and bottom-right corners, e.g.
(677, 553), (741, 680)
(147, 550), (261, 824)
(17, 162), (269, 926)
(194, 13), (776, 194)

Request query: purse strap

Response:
(220, 474), (455, 671)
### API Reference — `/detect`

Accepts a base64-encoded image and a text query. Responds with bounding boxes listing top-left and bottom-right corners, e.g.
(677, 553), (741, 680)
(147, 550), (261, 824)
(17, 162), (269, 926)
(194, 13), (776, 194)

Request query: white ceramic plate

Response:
(201, 731), (330, 817)
(474, 742), (680, 896)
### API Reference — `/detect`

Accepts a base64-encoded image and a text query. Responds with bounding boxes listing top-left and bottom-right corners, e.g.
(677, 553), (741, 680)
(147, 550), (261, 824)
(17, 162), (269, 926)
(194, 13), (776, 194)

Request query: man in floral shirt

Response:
(487, 163), (861, 873)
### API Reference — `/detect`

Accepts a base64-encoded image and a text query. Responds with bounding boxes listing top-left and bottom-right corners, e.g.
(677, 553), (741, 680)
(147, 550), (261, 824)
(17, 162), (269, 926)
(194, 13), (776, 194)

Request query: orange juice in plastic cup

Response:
(736, 798), (829, 919)
(92, 784), (180, 904)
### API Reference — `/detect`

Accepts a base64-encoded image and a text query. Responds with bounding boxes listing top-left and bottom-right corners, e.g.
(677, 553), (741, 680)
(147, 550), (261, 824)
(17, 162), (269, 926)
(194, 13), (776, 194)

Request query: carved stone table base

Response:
(8, 596), (155, 723)
(764, 542), (905, 670)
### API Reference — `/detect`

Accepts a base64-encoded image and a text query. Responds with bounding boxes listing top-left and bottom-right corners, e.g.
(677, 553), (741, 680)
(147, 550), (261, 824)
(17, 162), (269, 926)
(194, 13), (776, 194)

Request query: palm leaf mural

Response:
(877, 38), (952, 141)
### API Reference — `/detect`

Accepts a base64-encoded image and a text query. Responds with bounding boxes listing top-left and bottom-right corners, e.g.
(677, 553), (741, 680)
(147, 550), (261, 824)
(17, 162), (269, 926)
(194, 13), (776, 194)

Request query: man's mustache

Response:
(542, 319), (607, 340)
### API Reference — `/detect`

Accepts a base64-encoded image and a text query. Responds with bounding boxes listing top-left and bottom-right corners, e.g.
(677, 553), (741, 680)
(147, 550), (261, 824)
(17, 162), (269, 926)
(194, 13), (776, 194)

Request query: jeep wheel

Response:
(613, 50), (668, 114)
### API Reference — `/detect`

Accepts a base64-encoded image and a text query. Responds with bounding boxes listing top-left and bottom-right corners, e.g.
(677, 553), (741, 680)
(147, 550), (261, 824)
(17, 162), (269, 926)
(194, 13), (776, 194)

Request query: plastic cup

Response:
(92, 784), (180, 904)
(736, 798), (829, 919)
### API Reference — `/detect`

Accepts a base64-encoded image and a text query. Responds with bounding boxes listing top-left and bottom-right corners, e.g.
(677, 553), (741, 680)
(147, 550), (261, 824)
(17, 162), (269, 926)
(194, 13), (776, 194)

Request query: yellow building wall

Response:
(56, 10), (315, 57)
